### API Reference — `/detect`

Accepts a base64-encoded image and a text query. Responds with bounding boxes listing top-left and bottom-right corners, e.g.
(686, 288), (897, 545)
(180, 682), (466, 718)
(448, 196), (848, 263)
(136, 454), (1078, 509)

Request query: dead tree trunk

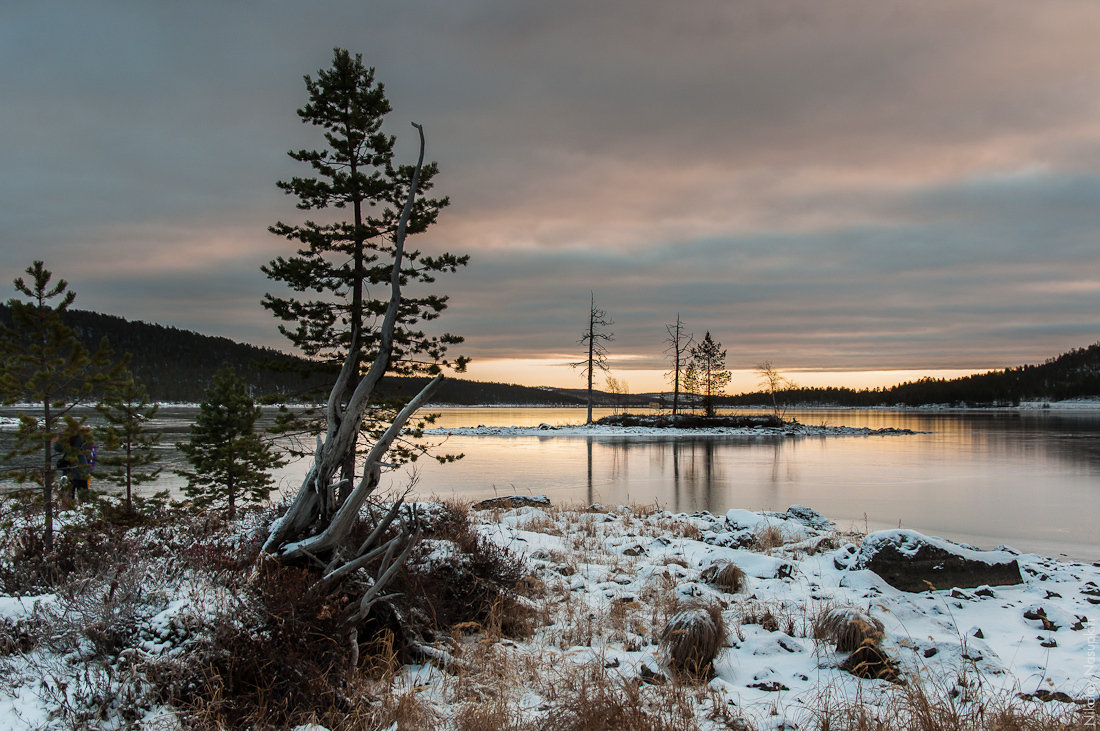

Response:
(263, 123), (439, 597)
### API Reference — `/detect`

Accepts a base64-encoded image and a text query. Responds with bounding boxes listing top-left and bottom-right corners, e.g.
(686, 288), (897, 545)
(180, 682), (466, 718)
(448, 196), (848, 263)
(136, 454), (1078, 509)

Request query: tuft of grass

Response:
(753, 522), (786, 552)
(699, 560), (747, 594)
(813, 606), (885, 652)
(805, 668), (1091, 730)
(537, 661), (706, 731)
(660, 600), (727, 678)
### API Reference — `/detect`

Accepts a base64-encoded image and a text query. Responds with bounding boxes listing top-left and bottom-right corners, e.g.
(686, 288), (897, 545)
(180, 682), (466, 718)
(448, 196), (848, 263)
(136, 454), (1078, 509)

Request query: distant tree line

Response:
(726, 343), (1100, 407)
(0, 304), (591, 405)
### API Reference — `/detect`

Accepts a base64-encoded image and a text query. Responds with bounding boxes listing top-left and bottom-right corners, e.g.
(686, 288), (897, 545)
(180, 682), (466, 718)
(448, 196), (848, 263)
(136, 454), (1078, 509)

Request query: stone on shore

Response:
(853, 529), (1023, 592)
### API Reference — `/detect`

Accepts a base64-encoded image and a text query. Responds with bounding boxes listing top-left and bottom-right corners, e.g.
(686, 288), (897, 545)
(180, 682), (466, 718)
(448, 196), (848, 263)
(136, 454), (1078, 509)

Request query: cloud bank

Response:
(3, 1), (1100, 389)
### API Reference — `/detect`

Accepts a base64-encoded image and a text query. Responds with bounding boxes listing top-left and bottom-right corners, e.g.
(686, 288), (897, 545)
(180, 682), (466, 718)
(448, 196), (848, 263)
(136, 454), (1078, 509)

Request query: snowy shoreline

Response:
(422, 423), (919, 438)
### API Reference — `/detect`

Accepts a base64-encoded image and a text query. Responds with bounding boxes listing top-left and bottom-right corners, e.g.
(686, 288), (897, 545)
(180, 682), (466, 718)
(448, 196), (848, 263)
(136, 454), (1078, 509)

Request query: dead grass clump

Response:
(338, 686), (440, 731)
(839, 640), (900, 683)
(538, 662), (702, 731)
(808, 672), (1087, 730)
(660, 601), (727, 677)
(738, 601), (781, 633)
(699, 560), (747, 593)
(752, 523), (785, 551)
(813, 606), (885, 652)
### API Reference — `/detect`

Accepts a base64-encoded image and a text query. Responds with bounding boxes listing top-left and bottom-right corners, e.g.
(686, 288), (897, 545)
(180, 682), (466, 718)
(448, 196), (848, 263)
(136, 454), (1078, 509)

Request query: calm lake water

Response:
(3, 406), (1099, 561)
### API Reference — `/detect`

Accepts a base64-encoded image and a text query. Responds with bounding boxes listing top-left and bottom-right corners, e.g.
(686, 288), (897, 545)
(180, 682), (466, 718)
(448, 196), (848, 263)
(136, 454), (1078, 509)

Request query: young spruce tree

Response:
(177, 364), (283, 520)
(689, 332), (732, 418)
(96, 375), (162, 514)
(0, 261), (123, 551)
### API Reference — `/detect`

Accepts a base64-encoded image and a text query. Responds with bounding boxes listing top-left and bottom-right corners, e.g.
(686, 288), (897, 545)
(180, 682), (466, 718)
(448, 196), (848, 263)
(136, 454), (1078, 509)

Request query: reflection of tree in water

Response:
(599, 436), (802, 514)
(770, 438), (799, 488)
(671, 439), (724, 513)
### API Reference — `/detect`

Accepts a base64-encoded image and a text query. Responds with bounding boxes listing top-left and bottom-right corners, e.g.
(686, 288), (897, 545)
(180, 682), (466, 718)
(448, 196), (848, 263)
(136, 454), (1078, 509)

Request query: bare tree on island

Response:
(756, 361), (797, 421)
(570, 293), (614, 424)
(663, 314), (693, 420)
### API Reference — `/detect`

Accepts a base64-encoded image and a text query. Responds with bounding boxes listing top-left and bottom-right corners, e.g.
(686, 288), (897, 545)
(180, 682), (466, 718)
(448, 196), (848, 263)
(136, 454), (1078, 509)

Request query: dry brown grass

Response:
(806, 671), (1094, 730)
(700, 560), (747, 593)
(753, 522), (786, 551)
(660, 601), (727, 677)
(813, 606), (885, 652)
(536, 661), (704, 731)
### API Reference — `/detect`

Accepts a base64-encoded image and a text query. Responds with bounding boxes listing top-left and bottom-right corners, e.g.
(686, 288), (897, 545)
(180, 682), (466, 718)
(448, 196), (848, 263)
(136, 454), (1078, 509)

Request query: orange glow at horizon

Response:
(458, 359), (990, 394)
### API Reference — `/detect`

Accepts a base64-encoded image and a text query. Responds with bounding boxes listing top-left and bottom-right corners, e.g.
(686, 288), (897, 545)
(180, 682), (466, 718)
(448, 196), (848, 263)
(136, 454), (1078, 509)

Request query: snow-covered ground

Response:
(1, 502), (1096, 729)
(458, 503), (1098, 727)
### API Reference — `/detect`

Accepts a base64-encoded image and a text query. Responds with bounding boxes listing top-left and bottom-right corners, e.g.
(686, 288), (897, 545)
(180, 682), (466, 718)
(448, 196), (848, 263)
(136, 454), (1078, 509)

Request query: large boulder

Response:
(854, 530), (1023, 592)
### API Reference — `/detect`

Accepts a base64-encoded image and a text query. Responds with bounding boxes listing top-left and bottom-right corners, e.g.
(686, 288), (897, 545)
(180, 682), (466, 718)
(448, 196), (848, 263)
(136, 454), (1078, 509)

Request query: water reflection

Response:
(3, 406), (1100, 560)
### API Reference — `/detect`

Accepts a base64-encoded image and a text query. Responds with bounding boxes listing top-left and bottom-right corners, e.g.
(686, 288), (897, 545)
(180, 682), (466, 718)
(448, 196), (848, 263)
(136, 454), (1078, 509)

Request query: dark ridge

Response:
(0, 305), (587, 405)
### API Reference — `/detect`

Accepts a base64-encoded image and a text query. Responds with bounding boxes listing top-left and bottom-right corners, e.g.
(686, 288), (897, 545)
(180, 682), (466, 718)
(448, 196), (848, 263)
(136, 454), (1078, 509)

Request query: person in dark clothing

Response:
(54, 433), (93, 500)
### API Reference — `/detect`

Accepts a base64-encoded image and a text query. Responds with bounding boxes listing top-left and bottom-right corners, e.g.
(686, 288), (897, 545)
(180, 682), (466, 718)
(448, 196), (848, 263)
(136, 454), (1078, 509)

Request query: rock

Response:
(786, 504), (835, 531)
(853, 530), (1023, 592)
(473, 494), (551, 510)
(748, 681), (789, 692)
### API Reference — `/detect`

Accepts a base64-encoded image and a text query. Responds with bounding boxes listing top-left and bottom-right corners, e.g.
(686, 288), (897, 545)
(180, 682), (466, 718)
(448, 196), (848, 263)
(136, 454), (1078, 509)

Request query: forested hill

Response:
(0, 305), (587, 405)
(727, 342), (1100, 408)
(0, 305), (327, 402)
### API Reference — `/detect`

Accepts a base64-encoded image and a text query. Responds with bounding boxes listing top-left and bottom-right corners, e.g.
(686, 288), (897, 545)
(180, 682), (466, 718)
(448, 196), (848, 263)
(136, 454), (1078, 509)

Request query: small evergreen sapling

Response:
(96, 375), (162, 514)
(177, 364), (283, 519)
(689, 332), (732, 418)
(0, 261), (124, 550)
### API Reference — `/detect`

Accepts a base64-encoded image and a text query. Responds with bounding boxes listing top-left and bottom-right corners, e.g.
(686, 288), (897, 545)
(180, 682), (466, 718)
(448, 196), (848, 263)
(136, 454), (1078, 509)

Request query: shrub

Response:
(403, 502), (529, 638)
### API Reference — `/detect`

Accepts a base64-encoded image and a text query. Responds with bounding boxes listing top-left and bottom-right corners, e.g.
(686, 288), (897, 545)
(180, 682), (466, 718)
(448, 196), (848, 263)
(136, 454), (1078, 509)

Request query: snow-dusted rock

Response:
(785, 504), (834, 531)
(853, 529), (1023, 592)
(474, 494), (551, 510)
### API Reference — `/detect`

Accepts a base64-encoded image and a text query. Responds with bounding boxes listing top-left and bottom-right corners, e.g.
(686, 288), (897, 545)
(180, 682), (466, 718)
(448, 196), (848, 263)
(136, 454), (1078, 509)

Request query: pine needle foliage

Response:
(689, 332), (732, 418)
(0, 261), (124, 550)
(261, 47), (468, 478)
(176, 364), (283, 520)
(95, 375), (162, 514)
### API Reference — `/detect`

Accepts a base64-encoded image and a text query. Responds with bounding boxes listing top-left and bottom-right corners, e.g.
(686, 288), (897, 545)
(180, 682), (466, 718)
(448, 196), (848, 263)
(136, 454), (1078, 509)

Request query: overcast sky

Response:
(4, 1), (1100, 392)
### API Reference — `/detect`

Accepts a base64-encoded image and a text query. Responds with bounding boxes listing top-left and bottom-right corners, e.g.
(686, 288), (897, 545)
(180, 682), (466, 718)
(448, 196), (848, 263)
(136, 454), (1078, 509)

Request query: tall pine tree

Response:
(0, 261), (123, 550)
(96, 375), (162, 514)
(262, 48), (467, 484)
(177, 364), (283, 520)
